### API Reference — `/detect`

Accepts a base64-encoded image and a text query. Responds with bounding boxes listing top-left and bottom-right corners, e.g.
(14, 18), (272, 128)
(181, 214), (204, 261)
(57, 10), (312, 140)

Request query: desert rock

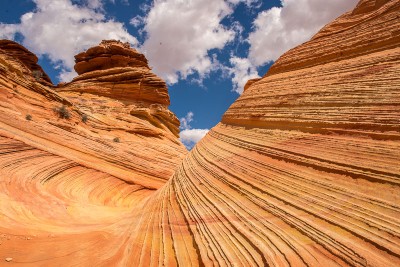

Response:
(0, 40), (52, 86)
(59, 40), (170, 106)
(0, 0), (399, 266)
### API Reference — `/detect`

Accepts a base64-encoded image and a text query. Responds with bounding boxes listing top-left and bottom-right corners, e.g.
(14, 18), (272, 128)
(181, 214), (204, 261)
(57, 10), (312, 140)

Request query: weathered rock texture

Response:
(60, 40), (171, 106)
(0, 38), (187, 265)
(0, 0), (399, 266)
(0, 39), (186, 190)
(0, 40), (52, 86)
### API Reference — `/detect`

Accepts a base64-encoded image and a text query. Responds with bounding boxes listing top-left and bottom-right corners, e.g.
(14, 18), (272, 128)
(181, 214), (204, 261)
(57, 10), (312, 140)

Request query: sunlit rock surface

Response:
(61, 40), (171, 106)
(0, 0), (399, 266)
(0, 40), (52, 86)
(0, 39), (187, 264)
(0, 37), (187, 265)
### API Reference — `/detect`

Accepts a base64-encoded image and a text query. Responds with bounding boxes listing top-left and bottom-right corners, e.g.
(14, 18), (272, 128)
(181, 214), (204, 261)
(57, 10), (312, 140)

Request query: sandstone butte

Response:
(0, 0), (399, 266)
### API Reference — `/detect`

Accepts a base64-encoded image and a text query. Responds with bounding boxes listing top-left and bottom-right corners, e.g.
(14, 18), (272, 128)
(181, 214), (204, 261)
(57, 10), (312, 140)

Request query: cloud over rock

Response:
(0, 0), (137, 82)
(141, 0), (258, 84)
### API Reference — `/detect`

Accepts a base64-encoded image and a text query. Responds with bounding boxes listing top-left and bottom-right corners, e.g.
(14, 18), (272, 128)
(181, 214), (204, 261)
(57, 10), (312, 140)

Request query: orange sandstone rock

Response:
(74, 40), (149, 74)
(0, 39), (186, 190)
(243, 77), (261, 92)
(0, 37), (187, 265)
(60, 40), (170, 106)
(0, 0), (399, 266)
(0, 39), (52, 86)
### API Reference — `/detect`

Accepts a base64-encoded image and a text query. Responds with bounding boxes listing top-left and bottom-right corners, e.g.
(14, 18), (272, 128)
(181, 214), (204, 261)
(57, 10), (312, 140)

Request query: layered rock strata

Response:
(59, 40), (170, 106)
(0, 0), (399, 266)
(127, 0), (400, 265)
(0, 39), (186, 191)
(0, 38), (187, 265)
(0, 40), (52, 86)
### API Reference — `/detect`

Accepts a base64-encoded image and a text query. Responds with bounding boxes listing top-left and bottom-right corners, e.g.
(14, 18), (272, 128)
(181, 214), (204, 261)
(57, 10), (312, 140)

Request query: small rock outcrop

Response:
(0, 40), (52, 85)
(74, 40), (149, 74)
(58, 40), (181, 137)
(60, 40), (170, 105)
(243, 77), (261, 92)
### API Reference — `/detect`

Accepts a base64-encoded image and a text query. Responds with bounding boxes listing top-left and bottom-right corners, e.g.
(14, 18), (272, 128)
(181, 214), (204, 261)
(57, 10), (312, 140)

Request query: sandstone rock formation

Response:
(0, 39), (186, 190)
(0, 0), (399, 266)
(61, 40), (171, 106)
(0, 38), (187, 265)
(0, 40), (52, 86)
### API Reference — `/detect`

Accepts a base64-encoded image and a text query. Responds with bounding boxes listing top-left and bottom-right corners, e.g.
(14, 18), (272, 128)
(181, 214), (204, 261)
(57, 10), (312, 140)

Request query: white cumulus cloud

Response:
(86, 0), (103, 9)
(229, 56), (260, 94)
(0, 24), (19, 40)
(180, 111), (194, 130)
(179, 111), (209, 150)
(129, 15), (145, 28)
(180, 129), (209, 150)
(140, 0), (259, 84)
(230, 0), (358, 94)
(0, 0), (137, 82)
(248, 0), (359, 66)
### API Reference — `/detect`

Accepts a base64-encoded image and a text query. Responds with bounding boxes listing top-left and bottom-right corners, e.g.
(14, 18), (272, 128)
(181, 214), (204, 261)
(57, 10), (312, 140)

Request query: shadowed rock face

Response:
(0, 0), (399, 266)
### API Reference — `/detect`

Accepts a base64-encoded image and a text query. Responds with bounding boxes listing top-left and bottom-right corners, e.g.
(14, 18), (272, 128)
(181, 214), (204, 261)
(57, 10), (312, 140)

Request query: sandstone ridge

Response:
(0, 0), (399, 266)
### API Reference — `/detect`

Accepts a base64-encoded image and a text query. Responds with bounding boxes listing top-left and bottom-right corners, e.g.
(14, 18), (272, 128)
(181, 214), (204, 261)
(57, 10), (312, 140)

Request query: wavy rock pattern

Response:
(0, 38), (186, 265)
(0, 40), (52, 86)
(0, 40), (186, 190)
(0, 0), (399, 266)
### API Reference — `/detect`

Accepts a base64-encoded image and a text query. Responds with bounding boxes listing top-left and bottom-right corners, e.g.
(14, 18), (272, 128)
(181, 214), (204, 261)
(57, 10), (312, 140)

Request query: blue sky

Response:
(0, 0), (358, 149)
